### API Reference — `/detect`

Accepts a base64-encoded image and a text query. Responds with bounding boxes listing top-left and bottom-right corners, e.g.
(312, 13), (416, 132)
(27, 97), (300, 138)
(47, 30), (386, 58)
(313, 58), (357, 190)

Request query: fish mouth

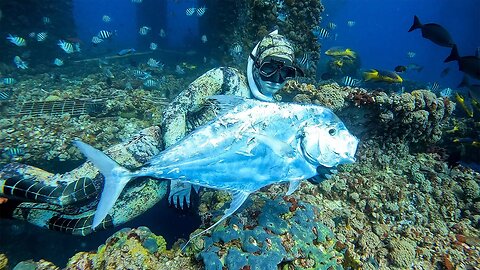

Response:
(340, 136), (359, 164)
(299, 139), (319, 166)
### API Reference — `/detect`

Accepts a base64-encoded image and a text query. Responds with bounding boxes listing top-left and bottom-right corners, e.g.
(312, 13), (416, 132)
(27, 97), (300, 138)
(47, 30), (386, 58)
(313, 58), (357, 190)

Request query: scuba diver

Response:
(0, 30), (330, 236)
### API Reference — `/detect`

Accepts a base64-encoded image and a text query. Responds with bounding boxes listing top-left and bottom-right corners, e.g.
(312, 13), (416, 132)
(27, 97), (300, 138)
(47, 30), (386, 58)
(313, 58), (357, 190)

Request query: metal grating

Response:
(12, 99), (106, 118)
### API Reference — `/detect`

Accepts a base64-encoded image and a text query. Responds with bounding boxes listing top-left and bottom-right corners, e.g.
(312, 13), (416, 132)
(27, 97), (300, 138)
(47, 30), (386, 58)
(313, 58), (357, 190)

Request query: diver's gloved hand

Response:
(307, 166), (338, 184)
(168, 180), (197, 209)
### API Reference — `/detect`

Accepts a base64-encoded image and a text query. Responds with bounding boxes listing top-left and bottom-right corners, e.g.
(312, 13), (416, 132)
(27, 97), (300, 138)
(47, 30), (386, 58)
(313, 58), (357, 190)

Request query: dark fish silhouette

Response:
(440, 67), (450, 78)
(445, 45), (480, 80)
(408, 15), (455, 48)
(394, 65), (407, 73)
(459, 76), (480, 101)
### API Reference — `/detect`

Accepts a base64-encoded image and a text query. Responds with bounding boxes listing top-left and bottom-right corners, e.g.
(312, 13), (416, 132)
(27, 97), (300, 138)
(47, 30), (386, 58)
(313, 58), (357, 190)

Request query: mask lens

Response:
(279, 66), (296, 80)
(258, 59), (297, 83)
(259, 62), (279, 77)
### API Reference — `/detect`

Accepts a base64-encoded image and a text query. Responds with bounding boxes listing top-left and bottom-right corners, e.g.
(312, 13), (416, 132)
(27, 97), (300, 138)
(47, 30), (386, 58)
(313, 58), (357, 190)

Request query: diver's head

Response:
(247, 30), (304, 101)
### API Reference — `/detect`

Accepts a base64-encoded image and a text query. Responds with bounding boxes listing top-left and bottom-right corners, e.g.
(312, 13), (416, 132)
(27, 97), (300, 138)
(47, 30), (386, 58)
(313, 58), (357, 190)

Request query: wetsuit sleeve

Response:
(161, 67), (250, 209)
(161, 67), (250, 148)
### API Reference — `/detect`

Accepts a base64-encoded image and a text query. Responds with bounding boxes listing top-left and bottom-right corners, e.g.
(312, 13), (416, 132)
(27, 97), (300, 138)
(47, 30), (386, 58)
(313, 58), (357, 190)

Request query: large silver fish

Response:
(75, 96), (358, 243)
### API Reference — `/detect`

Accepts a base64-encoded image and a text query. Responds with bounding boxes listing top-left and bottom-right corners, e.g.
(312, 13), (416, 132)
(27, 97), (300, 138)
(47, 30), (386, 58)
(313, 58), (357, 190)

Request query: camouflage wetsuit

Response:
(0, 67), (250, 235)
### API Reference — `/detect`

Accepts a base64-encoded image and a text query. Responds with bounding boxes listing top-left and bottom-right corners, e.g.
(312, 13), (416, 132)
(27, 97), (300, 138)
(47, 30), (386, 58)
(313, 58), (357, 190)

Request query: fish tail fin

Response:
(458, 75), (469, 88)
(181, 190), (250, 252)
(74, 140), (132, 229)
(444, 45), (459, 63)
(408, 15), (422, 32)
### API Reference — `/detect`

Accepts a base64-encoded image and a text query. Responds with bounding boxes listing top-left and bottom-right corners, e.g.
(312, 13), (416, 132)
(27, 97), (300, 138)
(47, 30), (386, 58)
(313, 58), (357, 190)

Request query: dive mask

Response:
(254, 56), (304, 83)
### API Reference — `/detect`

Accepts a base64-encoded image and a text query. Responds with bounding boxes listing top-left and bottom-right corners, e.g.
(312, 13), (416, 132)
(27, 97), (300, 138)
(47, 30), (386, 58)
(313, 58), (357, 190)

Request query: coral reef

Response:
(63, 227), (171, 269)
(314, 141), (480, 269)
(0, 61), (193, 168)
(12, 259), (59, 270)
(276, 80), (350, 109)
(388, 239), (416, 268)
(11, 227), (200, 270)
(191, 196), (341, 270)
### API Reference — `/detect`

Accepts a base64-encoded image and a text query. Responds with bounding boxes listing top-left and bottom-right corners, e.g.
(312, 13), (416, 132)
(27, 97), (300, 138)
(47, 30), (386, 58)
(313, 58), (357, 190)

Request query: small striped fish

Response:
(53, 58), (64, 66)
(0, 91), (11, 100)
(6, 34), (26, 46)
(150, 42), (157, 50)
(58, 40), (75, 53)
(230, 44), (242, 55)
(297, 53), (310, 69)
(312, 26), (329, 39)
(406, 51), (416, 58)
(92, 36), (103, 44)
(342, 76), (361, 87)
(428, 82), (440, 92)
(327, 22), (337, 30)
(36, 32), (48, 42)
(2, 78), (16, 85)
(102, 15), (111, 23)
(3, 147), (25, 158)
(147, 58), (161, 68)
(42, 17), (51, 25)
(133, 70), (151, 79)
(139, 26), (151, 35)
(143, 79), (157, 88)
(186, 7), (196, 16)
(439, 87), (453, 98)
(131, 0), (142, 3)
(196, 6), (206, 16)
(175, 65), (185, 75)
(98, 30), (113, 39)
(14, 56), (28, 69)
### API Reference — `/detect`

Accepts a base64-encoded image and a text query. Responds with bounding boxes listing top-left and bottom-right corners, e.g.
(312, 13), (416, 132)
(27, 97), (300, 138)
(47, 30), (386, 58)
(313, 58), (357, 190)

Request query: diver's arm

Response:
(162, 67), (250, 208)
(162, 67), (250, 147)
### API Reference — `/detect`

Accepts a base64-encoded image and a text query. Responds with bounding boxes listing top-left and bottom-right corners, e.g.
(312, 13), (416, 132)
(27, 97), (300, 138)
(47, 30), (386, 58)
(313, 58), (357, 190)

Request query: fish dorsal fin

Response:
(207, 95), (248, 116)
(286, 180), (301, 195)
(182, 190), (250, 251)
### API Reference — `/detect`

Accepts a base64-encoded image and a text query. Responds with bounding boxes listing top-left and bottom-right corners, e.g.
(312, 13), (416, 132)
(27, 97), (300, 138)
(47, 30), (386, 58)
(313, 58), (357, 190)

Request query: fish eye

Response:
(328, 128), (337, 136)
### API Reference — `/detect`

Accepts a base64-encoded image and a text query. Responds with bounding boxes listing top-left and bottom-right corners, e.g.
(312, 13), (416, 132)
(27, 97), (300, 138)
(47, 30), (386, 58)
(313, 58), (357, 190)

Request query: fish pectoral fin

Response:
(182, 190), (250, 251)
(286, 180), (301, 195)
(250, 133), (295, 157)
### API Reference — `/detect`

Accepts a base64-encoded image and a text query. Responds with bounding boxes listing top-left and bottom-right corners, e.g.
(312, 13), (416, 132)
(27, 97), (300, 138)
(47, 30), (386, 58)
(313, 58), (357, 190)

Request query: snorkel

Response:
(247, 30), (278, 102)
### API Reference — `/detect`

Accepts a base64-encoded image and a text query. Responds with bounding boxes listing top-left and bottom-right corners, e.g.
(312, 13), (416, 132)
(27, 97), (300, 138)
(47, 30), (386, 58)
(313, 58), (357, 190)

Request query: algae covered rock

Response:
(388, 239), (416, 268)
(13, 259), (59, 270)
(64, 227), (198, 270)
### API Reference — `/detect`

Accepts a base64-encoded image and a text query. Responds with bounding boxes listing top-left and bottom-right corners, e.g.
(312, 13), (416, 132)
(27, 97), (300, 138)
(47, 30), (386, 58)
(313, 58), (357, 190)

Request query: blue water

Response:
(73, 0), (139, 50)
(322, 0), (480, 89)
(73, 0), (200, 52)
